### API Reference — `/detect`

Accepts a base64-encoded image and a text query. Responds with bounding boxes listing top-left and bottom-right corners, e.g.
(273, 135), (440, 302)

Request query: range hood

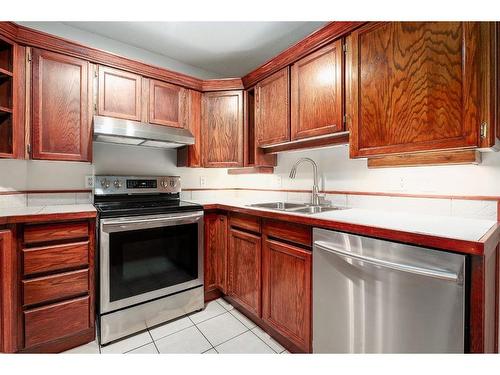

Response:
(93, 115), (195, 149)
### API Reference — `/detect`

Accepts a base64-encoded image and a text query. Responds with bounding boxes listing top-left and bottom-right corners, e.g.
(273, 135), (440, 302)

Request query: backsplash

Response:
(1, 142), (499, 221)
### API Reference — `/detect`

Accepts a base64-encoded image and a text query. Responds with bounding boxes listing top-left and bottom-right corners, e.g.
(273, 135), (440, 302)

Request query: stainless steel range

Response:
(94, 175), (204, 345)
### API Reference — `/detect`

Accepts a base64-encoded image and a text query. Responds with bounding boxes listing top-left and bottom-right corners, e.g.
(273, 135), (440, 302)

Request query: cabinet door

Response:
(98, 65), (142, 121)
(291, 40), (343, 140)
(149, 79), (187, 127)
(202, 91), (244, 168)
(177, 90), (202, 167)
(204, 213), (228, 294)
(262, 238), (311, 352)
(256, 67), (290, 146)
(31, 49), (92, 161)
(228, 228), (261, 317)
(350, 22), (481, 158)
(0, 229), (15, 353)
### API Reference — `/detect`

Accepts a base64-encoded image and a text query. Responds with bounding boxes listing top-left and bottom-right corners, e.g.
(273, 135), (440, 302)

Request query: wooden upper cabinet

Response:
(350, 22), (482, 158)
(98, 66), (142, 121)
(291, 40), (343, 141)
(31, 49), (92, 162)
(262, 238), (311, 352)
(255, 67), (290, 146)
(149, 79), (187, 127)
(202, 90), (244, 168)
(228, 227), (261, 317)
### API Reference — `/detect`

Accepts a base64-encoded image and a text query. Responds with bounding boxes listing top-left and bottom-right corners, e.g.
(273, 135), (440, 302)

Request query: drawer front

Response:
(263, 219), (312, 247)
(24, 222), (89, 245)
(229, 212), (261, 234)
(24, 296), (90, 348)
(23, 269), (89, 306)
(23, 241), (89, 276)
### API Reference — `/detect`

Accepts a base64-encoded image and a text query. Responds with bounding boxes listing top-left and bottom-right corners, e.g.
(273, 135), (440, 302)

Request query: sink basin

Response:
(290, 205), (346, 214)
(247, 202), (348, 215)
(247, 202), (308, 211)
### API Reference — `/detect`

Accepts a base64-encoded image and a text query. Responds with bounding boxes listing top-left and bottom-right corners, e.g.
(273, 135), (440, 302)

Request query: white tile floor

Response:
(64, 298), (290, 354)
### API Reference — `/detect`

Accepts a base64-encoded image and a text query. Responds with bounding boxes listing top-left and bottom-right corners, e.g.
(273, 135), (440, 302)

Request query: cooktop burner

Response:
(93, 175), (202, 218)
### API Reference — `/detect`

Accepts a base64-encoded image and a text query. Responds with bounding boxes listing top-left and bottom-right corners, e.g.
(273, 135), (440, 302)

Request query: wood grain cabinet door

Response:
(262, 238), (311, 352)
(202, 90), (244, 167)
(31, 49), (92, 161)
(255, 67), (290, 146)
(349, 22), (482, 158)
(291, 40), (343, 141)
(149, 79), (187, 127)
(204, 213), (228, 293)
(98, 65), (142, 121)
(228, 228), (261, 317)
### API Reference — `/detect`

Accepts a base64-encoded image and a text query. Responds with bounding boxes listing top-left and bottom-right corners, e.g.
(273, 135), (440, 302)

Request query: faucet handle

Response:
(317, 194), (332, 207)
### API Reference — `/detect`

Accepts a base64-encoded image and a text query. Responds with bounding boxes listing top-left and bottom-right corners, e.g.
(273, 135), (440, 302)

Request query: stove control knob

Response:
(100, 178), (110, 189)
(113, 180), (122, 189)
(160, 180), (167, 188)
(170, 180), (176, 187)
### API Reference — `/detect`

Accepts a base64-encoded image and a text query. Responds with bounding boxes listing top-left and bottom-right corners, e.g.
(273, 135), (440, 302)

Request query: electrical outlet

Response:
(275, 175), (282, 188)
(85, 175), (94, 189)
(199, 176), (206, 188)
(399, 176), (405, 190)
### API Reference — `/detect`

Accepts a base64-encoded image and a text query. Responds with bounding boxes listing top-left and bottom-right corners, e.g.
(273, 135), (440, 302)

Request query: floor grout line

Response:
(248, 329), (280, 353)
(208, 328), (250, 350)
(191, 323), (217, 353)
(147, 330), (160, 354)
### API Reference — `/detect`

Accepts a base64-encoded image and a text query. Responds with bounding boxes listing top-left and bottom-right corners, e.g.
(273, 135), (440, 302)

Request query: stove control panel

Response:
(94, 176), (181, 195)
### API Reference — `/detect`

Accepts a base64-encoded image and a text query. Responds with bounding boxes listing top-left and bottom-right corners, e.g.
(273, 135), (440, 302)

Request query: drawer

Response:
(229, 212), (261, 233)
(263, 219), (312, 247)
(23, 241), (89, 276)
(23, 269), (89, 306)
(24, 221), (89, 245)
(24, 296), (90, 348)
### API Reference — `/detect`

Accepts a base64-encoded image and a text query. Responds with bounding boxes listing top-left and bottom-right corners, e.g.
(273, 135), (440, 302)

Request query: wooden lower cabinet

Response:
(227, 227), (262, 318)
(204, 213), (228, 294)
(262, 237), (312, 352)
(0, 218), (96, 353)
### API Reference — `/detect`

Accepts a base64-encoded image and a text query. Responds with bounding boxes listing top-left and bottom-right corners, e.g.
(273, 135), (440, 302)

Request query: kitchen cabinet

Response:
(202, 90), (244, 167)
(255, 67), (290, 146)
(31, 48), (92, 162)
(98, 65), (142, 121)
(177, 90), (202, 167)
(291, 40), (344, 140)
(228, 226), (261, 318)
(149, 79), (187, 127)
(349, 22), (483, 158)
(262, 237), (311, 352)
(0, 37), (24, 159)
(0, 229), (14, 353)
(204, 213), (228, 294)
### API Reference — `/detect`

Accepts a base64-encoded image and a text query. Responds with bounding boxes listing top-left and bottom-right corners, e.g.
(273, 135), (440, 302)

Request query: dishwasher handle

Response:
(314, 241), (463, 284)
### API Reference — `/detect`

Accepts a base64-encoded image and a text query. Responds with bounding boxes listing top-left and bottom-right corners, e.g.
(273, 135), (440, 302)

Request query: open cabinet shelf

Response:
(0, 37), (15, 158)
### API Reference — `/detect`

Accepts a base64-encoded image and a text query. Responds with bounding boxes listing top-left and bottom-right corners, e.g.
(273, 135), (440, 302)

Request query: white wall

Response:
(16, 22), (221, 79)
(2, 144), (500, 196)
(236, 146), (500, 197)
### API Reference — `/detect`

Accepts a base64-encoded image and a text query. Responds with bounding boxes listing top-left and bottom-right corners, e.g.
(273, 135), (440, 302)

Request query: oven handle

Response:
(102, 212), (203, 232)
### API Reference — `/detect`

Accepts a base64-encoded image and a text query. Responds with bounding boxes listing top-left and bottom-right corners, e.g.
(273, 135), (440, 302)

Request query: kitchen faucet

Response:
(289, 158), (329, 206)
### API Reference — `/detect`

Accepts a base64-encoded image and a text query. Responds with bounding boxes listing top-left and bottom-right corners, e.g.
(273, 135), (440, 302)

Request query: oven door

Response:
(99, 211), (203, 314)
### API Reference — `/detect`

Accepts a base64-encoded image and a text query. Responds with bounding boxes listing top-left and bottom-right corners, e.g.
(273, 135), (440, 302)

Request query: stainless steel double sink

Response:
(247, 202), (347, 215)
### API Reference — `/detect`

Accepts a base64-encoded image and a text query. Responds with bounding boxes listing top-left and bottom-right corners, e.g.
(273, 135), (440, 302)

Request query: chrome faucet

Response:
(289, 158), (329, 206)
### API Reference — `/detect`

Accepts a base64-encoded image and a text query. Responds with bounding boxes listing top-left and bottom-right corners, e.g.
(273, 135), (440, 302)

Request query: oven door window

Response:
(108, 223), (198, 302)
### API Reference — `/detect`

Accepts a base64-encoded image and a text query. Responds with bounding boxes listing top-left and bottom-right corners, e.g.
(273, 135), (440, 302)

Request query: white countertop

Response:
(188, 198), (496, 242)
(0, 204), (96, 219)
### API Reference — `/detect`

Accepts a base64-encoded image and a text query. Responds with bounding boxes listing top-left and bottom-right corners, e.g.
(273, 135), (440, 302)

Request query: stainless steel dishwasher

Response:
(313, 228), (466, 353)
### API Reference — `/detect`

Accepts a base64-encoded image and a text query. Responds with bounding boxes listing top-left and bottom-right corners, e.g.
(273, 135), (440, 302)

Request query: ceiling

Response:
(63, 22), (327, 78)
